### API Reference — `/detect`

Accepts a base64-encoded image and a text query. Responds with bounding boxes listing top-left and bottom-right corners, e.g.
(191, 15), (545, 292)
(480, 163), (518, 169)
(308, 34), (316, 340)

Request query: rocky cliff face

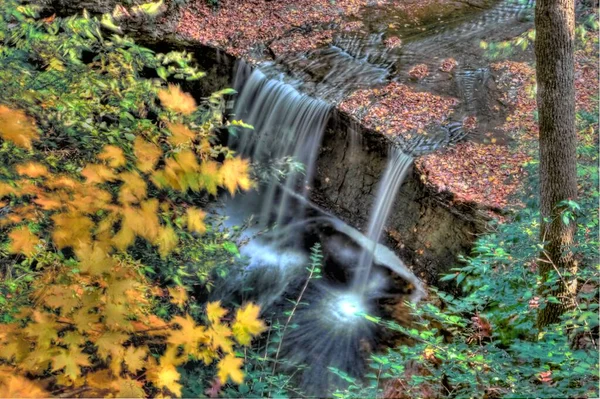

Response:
(313, 112), (486, 286)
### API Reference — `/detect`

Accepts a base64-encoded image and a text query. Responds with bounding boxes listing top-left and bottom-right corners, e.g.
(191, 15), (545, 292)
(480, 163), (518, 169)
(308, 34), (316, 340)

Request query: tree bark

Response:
(535, 0), (578, 328)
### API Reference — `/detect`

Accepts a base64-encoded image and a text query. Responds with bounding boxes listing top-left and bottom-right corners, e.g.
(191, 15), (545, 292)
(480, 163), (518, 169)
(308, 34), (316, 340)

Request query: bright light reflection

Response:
(335, 294), (364, 320)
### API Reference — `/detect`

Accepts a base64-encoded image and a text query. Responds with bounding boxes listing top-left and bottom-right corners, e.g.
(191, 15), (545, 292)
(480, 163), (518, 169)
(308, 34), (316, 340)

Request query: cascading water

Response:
(230, 68), (331, 230)
(215, 61), (424, 396)
(353, 148), (414, 296)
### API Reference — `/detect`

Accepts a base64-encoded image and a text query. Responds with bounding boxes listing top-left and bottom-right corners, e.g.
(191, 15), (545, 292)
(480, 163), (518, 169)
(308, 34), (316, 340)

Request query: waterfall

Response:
(353, 147), (413, 295)
(230, 68), (331, 230)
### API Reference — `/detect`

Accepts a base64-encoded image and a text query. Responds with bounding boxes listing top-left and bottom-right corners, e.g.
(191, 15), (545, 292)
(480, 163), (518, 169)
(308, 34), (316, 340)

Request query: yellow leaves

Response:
(186, 207), (206, 234)
(115, 378), (146, 398)
(150, 364), (182, 396)
(168, 315), (206, 355)
(167, 122), (196, 146)
(82, 163), (118, 184)
(156, 225), (179, 258)
(217, 354), (244, 385)
(95, 331), (128, 360)
(8, 226), (40, 257)
(168, 286), (188, 309)
(232, 303), (266, 346)
(0, 106), (39, 149)
(123, 346), (147, 373)
(16, 162), (48, 178)
(158, 84), (197, 115)
(99, 145), (127, 168)
(118, 171), (147, 204)
(207, 301), (227, 325)
(52, 347), (91, 381)
(51, 212), (93, 249)
(219, 157), (253, 195)
(134, 137), (162, 172)
(74, 242), (114, 276)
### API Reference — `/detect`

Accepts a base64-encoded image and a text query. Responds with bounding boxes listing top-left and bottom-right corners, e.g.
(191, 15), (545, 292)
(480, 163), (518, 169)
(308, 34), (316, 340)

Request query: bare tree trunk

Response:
(535, 0), (578, 328)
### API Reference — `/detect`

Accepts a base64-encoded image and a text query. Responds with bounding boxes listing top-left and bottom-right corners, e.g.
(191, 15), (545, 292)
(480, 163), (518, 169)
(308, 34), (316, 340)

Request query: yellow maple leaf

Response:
(150, 364), (182, 396)
(206, 301), (227, 325)
(51, 212), (93, 249)
(81, 164), (118, 184)
(74, 242), (115, 276)
(166, 122), (196, 146)
(8, 226), (40, 257)
(217, 354), (244, 385)
(95, 331), (128, 361)
(115, 377), (146, 398)
(72, 306), (100, 333)
(118, 171), (147, 204)
(155, 225), (178, 258)
(158, 84), (197, 115)
(219, 157), (253, 195)
(167, 315), (206, 355)
(123, 345), (147, 373)
(205, 322), (234, 354)
(134, 137), (162, 173)
(167, 286), (188, 309)
(112, 225), (135, 252)
(0, 106), (39, 149)
(98, 145), (126, 168)
(16, 162), (48, 178)
(186, 207), (206, 234)
(232, 303), (266, 346)
(52, 347), (91, 381)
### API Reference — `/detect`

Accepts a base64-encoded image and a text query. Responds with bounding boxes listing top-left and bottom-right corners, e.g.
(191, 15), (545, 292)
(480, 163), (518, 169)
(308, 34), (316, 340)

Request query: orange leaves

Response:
(0, 370), (48, 398)
(231, 303), (266, 346)
(0, 106), (39, 149)
(158, 84), (197, 115)
(8, 226), (40, 256)
(134, 137), (162, 172)
(219, 157), (253, 195)
(82, 164), (118, 184)
(16, 162), (48, 178)
(167, 122), (196, 146)
(99, 145), (127, 168)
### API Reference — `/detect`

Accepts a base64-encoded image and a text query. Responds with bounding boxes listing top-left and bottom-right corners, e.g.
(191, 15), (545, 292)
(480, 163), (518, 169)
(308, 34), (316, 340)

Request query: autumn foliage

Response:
(0, 3), (265, 395)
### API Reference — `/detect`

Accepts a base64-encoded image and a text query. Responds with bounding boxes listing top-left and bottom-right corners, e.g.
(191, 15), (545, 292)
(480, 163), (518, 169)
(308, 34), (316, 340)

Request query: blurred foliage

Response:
(0, 0), (266, 396)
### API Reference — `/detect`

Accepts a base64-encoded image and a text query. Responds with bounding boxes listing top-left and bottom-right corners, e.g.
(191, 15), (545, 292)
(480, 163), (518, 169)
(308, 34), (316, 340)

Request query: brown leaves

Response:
(0, 106), (39, 149)
(340, 82), (457, 138)
(416, 142), (530, 209)
(176, 0), (370, 58)
(158, 84), (197, 115)
(409, 64), (429, 80)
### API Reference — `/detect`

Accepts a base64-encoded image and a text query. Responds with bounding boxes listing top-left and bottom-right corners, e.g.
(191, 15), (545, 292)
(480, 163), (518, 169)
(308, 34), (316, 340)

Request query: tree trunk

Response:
(535, 0), (578, 328)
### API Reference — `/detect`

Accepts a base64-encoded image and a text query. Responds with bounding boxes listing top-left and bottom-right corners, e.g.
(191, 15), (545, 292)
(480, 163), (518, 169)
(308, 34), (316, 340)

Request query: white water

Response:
(231, 68), (331, 229)
(353, 147), (414, 295)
